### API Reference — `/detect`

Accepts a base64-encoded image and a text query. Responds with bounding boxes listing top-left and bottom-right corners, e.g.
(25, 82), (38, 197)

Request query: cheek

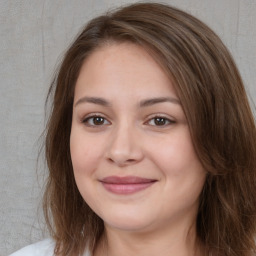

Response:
(146, 127), (206, 195)
(70, 128), (102, 176)
(70, 128), (104, 208)
(149, 129), (201, 173)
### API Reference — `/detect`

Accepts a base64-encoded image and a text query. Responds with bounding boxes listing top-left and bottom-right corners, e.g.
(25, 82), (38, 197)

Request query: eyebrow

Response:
(74, 96), (180, 108)
(139, 97), (180, 107)
(74, 97), (111, 107)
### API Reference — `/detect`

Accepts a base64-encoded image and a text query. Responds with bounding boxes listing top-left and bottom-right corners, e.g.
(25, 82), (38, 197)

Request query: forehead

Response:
(74, 42), (178, 101)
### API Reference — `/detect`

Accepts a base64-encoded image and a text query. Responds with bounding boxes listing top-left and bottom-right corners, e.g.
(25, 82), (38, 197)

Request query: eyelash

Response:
(145, 115), (175, 126)
(81, 114), (175, 127)
(82, 114), (111, 127)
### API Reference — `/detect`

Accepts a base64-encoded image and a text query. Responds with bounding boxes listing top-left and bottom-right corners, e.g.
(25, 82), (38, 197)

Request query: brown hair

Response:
(44, 2), (256, 256)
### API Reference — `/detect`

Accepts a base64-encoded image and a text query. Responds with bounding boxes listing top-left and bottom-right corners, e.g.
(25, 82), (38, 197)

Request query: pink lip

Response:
(100, 176), (157, 194)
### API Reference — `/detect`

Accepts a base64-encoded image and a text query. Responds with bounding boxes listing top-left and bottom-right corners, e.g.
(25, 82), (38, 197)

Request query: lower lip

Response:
(101, 182), (155, 194)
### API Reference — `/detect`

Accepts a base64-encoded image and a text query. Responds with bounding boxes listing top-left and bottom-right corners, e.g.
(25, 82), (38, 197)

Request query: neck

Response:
(94, 218), (205, 256)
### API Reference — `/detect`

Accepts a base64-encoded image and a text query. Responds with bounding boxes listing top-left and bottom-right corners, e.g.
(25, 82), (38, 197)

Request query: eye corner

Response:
(145, 115), (176, 127)
(81, 113), (111, 128)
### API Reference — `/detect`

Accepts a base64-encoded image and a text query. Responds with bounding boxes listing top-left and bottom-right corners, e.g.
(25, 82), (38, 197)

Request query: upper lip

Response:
(100, 176), (157, 184)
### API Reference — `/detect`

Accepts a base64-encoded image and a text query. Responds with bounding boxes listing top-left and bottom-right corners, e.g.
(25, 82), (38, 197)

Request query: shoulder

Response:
(9, 239), (55, 256)
(9, 239), (91, 256)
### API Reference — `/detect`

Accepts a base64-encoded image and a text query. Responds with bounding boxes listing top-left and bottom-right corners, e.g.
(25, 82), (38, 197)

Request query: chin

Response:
(100, 211), (155, 232)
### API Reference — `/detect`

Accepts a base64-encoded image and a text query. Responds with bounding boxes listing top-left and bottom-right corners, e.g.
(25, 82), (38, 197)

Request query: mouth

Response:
(99, 176), (157, 194)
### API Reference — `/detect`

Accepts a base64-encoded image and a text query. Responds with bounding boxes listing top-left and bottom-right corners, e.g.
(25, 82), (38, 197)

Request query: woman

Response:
(11, 2), (256, 256)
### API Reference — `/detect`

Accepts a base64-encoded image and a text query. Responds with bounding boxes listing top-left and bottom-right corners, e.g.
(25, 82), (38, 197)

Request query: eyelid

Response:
(144, 114), (176, 126)
(80, 112), (175, 127)
(81, 113), (111, 127)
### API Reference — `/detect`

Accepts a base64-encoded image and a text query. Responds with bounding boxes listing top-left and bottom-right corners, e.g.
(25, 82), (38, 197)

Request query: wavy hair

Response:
(43, 3), (256, 256)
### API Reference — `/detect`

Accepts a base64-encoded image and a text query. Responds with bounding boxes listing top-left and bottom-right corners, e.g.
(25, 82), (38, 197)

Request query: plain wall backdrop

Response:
(1, 0), (255, 255)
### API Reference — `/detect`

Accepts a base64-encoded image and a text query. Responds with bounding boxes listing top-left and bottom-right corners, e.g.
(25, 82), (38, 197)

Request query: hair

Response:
(43, 2), (256, 256)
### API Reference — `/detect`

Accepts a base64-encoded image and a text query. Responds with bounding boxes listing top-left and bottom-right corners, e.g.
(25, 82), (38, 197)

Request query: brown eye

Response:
(82, 115), (110, 127)
(154, 117), (167, 126)
(147, 116), (175, 126)
(93, 117), (105, 125)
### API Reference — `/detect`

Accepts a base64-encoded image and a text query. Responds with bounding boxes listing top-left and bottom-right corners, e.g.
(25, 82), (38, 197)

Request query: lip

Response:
(100, 176), (157, 194)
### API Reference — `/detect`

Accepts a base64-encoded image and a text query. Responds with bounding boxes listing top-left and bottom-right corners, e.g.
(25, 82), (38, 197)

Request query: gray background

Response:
(1, 0), (255, 255)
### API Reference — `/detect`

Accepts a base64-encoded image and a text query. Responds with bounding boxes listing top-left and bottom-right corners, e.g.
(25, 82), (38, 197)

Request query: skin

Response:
(70, 42), (207, 256)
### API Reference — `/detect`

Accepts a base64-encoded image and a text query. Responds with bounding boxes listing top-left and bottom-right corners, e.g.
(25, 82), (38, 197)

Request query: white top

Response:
(9, 239), (91, 256)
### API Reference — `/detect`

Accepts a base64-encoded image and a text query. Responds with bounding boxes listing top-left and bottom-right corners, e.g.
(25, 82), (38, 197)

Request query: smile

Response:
(100, 176), (157, 194)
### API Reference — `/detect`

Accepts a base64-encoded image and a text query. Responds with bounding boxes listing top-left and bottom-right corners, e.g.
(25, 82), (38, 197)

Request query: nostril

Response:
(107, 157), (137, 166)
(127, 159), (135, 162)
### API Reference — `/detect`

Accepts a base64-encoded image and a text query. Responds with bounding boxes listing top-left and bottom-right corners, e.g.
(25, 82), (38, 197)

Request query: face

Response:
(70, 42), (206, 233)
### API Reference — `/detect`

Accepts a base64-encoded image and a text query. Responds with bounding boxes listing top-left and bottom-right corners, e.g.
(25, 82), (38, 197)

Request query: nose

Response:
(105, 123), (144, 167)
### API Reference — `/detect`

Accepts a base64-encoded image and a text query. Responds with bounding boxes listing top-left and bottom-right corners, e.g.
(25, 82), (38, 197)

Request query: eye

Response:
(82, 115), (110, 127)
(147, 116), (175, 126)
